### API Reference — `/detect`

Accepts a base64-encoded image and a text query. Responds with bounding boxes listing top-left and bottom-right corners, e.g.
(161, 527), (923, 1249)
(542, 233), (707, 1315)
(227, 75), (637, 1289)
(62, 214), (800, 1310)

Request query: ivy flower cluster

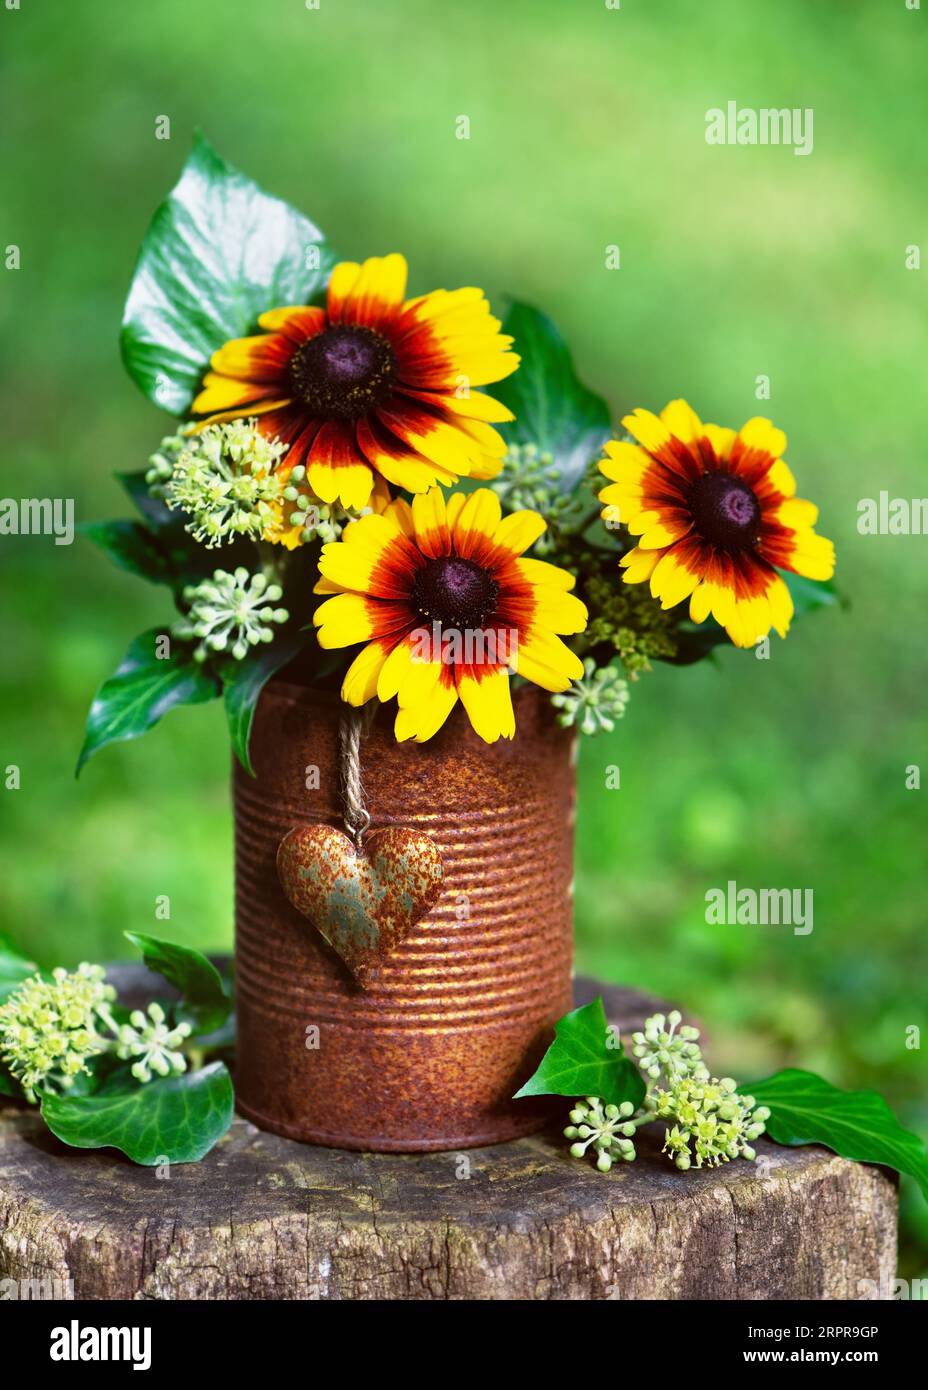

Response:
(163, 419), (289, 547)
(0, 965), (193, 1102)
(116, 1002), (192, 1084)
(0, 965), (116, 1100)
(564, 1011), (769, 1175)
(564, 1097), (641, 1172)
(277, 464), (370, 546)
(172, 568), (289, 663)
(491, 444), (567, 550)
(551, 657), (629, 734)
(632, 1010), (704, 1081)
(651, 1074), (769, 1171)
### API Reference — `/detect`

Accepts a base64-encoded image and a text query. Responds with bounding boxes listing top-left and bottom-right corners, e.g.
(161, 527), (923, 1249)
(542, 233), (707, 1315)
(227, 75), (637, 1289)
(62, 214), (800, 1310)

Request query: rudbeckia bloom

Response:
(598, 401), (835, 648)
(313, 488), (587, 743)
(193, 254), (519, 511)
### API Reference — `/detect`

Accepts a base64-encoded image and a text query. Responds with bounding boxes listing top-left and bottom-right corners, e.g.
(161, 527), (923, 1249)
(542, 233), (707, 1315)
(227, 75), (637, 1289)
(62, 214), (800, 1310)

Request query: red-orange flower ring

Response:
(598, 401), (836, 648)
(193, 254), (519, 511)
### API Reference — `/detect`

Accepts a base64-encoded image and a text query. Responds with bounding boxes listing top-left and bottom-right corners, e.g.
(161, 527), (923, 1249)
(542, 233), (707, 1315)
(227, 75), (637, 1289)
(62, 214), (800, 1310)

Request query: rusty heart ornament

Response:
(276, 823), (444, 985)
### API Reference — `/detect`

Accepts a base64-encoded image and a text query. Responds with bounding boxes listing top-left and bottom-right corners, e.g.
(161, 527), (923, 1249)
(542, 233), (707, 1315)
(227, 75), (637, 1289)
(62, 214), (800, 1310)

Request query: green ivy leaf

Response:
(117, 470), (179, 532)
(513, 997), (645, 1109)
(749, 1068), (928, 1200)
(0, 932), (39, 1004)
(124, 932), (230, 1036)
(40, 1061), (234, 1166)
(121, 131), (336, 415)
(0, 1066), (22, 1098)
(222, 625), (307, 774)
(77, 629), (219, 773)
(82, 520), (174, 586)
(91, 487), (262, 595)
(495, 302), (612, 492)
(783, 571), (843, 617)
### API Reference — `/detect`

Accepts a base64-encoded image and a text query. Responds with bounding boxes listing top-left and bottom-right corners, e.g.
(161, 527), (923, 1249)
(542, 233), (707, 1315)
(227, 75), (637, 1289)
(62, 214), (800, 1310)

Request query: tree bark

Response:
(0, 978), (897, 1300)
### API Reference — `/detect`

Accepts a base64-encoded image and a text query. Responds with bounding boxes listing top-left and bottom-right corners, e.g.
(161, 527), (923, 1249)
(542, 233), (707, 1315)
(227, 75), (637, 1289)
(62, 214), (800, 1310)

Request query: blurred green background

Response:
(1, 0), (925, 1272)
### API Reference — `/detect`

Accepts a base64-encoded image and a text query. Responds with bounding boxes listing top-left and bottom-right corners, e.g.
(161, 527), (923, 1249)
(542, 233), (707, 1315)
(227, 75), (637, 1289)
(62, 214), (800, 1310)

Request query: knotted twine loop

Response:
(338, 703), (377, 847)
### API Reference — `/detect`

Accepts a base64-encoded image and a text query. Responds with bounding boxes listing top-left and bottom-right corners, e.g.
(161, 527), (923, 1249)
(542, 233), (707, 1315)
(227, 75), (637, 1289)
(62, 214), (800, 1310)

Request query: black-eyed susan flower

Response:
(193, 254), (519, 512)
(598, 401), (835, 648)
(313, 488), (587, 743)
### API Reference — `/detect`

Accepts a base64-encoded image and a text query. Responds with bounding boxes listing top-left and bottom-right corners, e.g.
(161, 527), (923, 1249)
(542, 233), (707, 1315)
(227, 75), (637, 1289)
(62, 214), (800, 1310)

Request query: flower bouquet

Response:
(67, 135), (845, 1153)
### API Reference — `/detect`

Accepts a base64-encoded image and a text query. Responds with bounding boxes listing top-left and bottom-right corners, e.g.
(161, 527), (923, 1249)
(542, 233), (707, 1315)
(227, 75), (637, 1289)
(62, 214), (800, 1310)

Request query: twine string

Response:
(339, 704), (375, 846)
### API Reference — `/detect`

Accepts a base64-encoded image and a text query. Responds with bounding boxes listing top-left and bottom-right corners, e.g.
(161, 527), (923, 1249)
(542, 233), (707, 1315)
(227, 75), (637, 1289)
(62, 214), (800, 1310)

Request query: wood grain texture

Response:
(0, 977), (897, 1301)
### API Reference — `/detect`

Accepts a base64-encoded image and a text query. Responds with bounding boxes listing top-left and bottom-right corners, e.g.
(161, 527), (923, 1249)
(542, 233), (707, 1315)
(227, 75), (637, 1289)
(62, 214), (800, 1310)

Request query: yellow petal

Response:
(428, 389), (515, 423)
(337, 253), (408, 326)
(774, 497), (819, 529)
(689, 579), (735, 627)
(512, 629), (584, 692)
(394, 681), (458, 742)
(307, 459), (374, 511)
(494, 509), (547, 556)
(649, 549), (701, 610)
(784, 530), (836, 581)
(316, 542), (377, 594)
(725, 592), (773, 649)
(738, 417), (787, 460)
(620, 547), (661, 584)
(516, 557), (577, 591)
(192, 373), (281, 413)
(313, 593), (375, 647)
(599, 440), (651, 482)
(465, 451), (505, 481)
(377, 639), (443, 706)
(660, 399), (704, 443)
(341, 642), (390, 705)
(452, 488), (502, 554)
(703, 424), (737, 461)
(621, 408), (672, 454)
(767, 573), (795, 639)
(532, 587), (588, 634)
(412, 488), (451, 557)
(767, 458), (797, 499)
(636, 518), (686, 550)
(457, 669), (516, 743)
(382, 496), (415, 537)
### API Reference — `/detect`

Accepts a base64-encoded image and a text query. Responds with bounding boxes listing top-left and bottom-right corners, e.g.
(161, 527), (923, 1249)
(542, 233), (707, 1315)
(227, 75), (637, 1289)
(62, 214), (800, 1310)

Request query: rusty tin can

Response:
(234, 678), (576, 1152)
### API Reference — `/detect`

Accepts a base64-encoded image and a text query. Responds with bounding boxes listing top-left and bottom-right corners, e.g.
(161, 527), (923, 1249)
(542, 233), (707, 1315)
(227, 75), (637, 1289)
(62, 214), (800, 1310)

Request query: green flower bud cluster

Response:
(582, 569), (680, 675)
(116, 1002), (192, 1084)
(649, 1078), (770, 1170)
(145, 429), (191, 496)
(173, 568), (289, 663)
(631, 1009), (703, 1082)
(564, 1097), (639, 1172)
(280, 464), (362, 545)
(564, 1011), (769, 1176)
(0, 965), (117, 1101)
(491, 444), (571, 554)
(551, 656), (629, 735)
(163, 419), (289, 547)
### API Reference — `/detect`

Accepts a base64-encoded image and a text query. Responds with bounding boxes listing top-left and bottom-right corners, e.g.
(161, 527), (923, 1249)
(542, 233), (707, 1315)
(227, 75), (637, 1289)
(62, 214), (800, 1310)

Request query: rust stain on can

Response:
(234, 680), (576, 1153)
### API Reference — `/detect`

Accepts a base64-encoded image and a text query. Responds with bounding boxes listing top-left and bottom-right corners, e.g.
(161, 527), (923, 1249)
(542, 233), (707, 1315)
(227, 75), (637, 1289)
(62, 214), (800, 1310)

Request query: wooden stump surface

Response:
(0, 976), (897, 1300)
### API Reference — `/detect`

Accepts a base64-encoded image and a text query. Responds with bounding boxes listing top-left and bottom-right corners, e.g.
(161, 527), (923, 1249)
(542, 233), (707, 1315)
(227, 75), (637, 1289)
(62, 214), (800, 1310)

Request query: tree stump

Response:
(0, 978), (897, 1300)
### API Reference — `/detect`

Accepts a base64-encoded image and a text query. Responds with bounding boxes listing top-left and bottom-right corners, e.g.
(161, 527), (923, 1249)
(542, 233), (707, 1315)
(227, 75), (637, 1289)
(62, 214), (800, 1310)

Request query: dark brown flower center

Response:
(687, 472), (760, 549)
(288, 325), (396, 419)
(411, 557), (499, 630)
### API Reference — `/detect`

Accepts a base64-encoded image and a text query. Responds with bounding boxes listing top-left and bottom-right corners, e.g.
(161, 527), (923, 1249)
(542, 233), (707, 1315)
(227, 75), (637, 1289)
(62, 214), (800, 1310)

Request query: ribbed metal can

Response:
(234, 678), (576, 1152)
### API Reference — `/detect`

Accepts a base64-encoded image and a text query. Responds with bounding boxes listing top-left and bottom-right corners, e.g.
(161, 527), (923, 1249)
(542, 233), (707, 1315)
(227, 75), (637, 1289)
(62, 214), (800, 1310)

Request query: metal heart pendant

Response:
(276, 824), (444, 985)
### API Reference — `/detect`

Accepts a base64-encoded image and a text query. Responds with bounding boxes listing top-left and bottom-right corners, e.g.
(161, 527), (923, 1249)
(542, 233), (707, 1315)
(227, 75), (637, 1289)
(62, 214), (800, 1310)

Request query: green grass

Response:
(1, 0), (925, 1272)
